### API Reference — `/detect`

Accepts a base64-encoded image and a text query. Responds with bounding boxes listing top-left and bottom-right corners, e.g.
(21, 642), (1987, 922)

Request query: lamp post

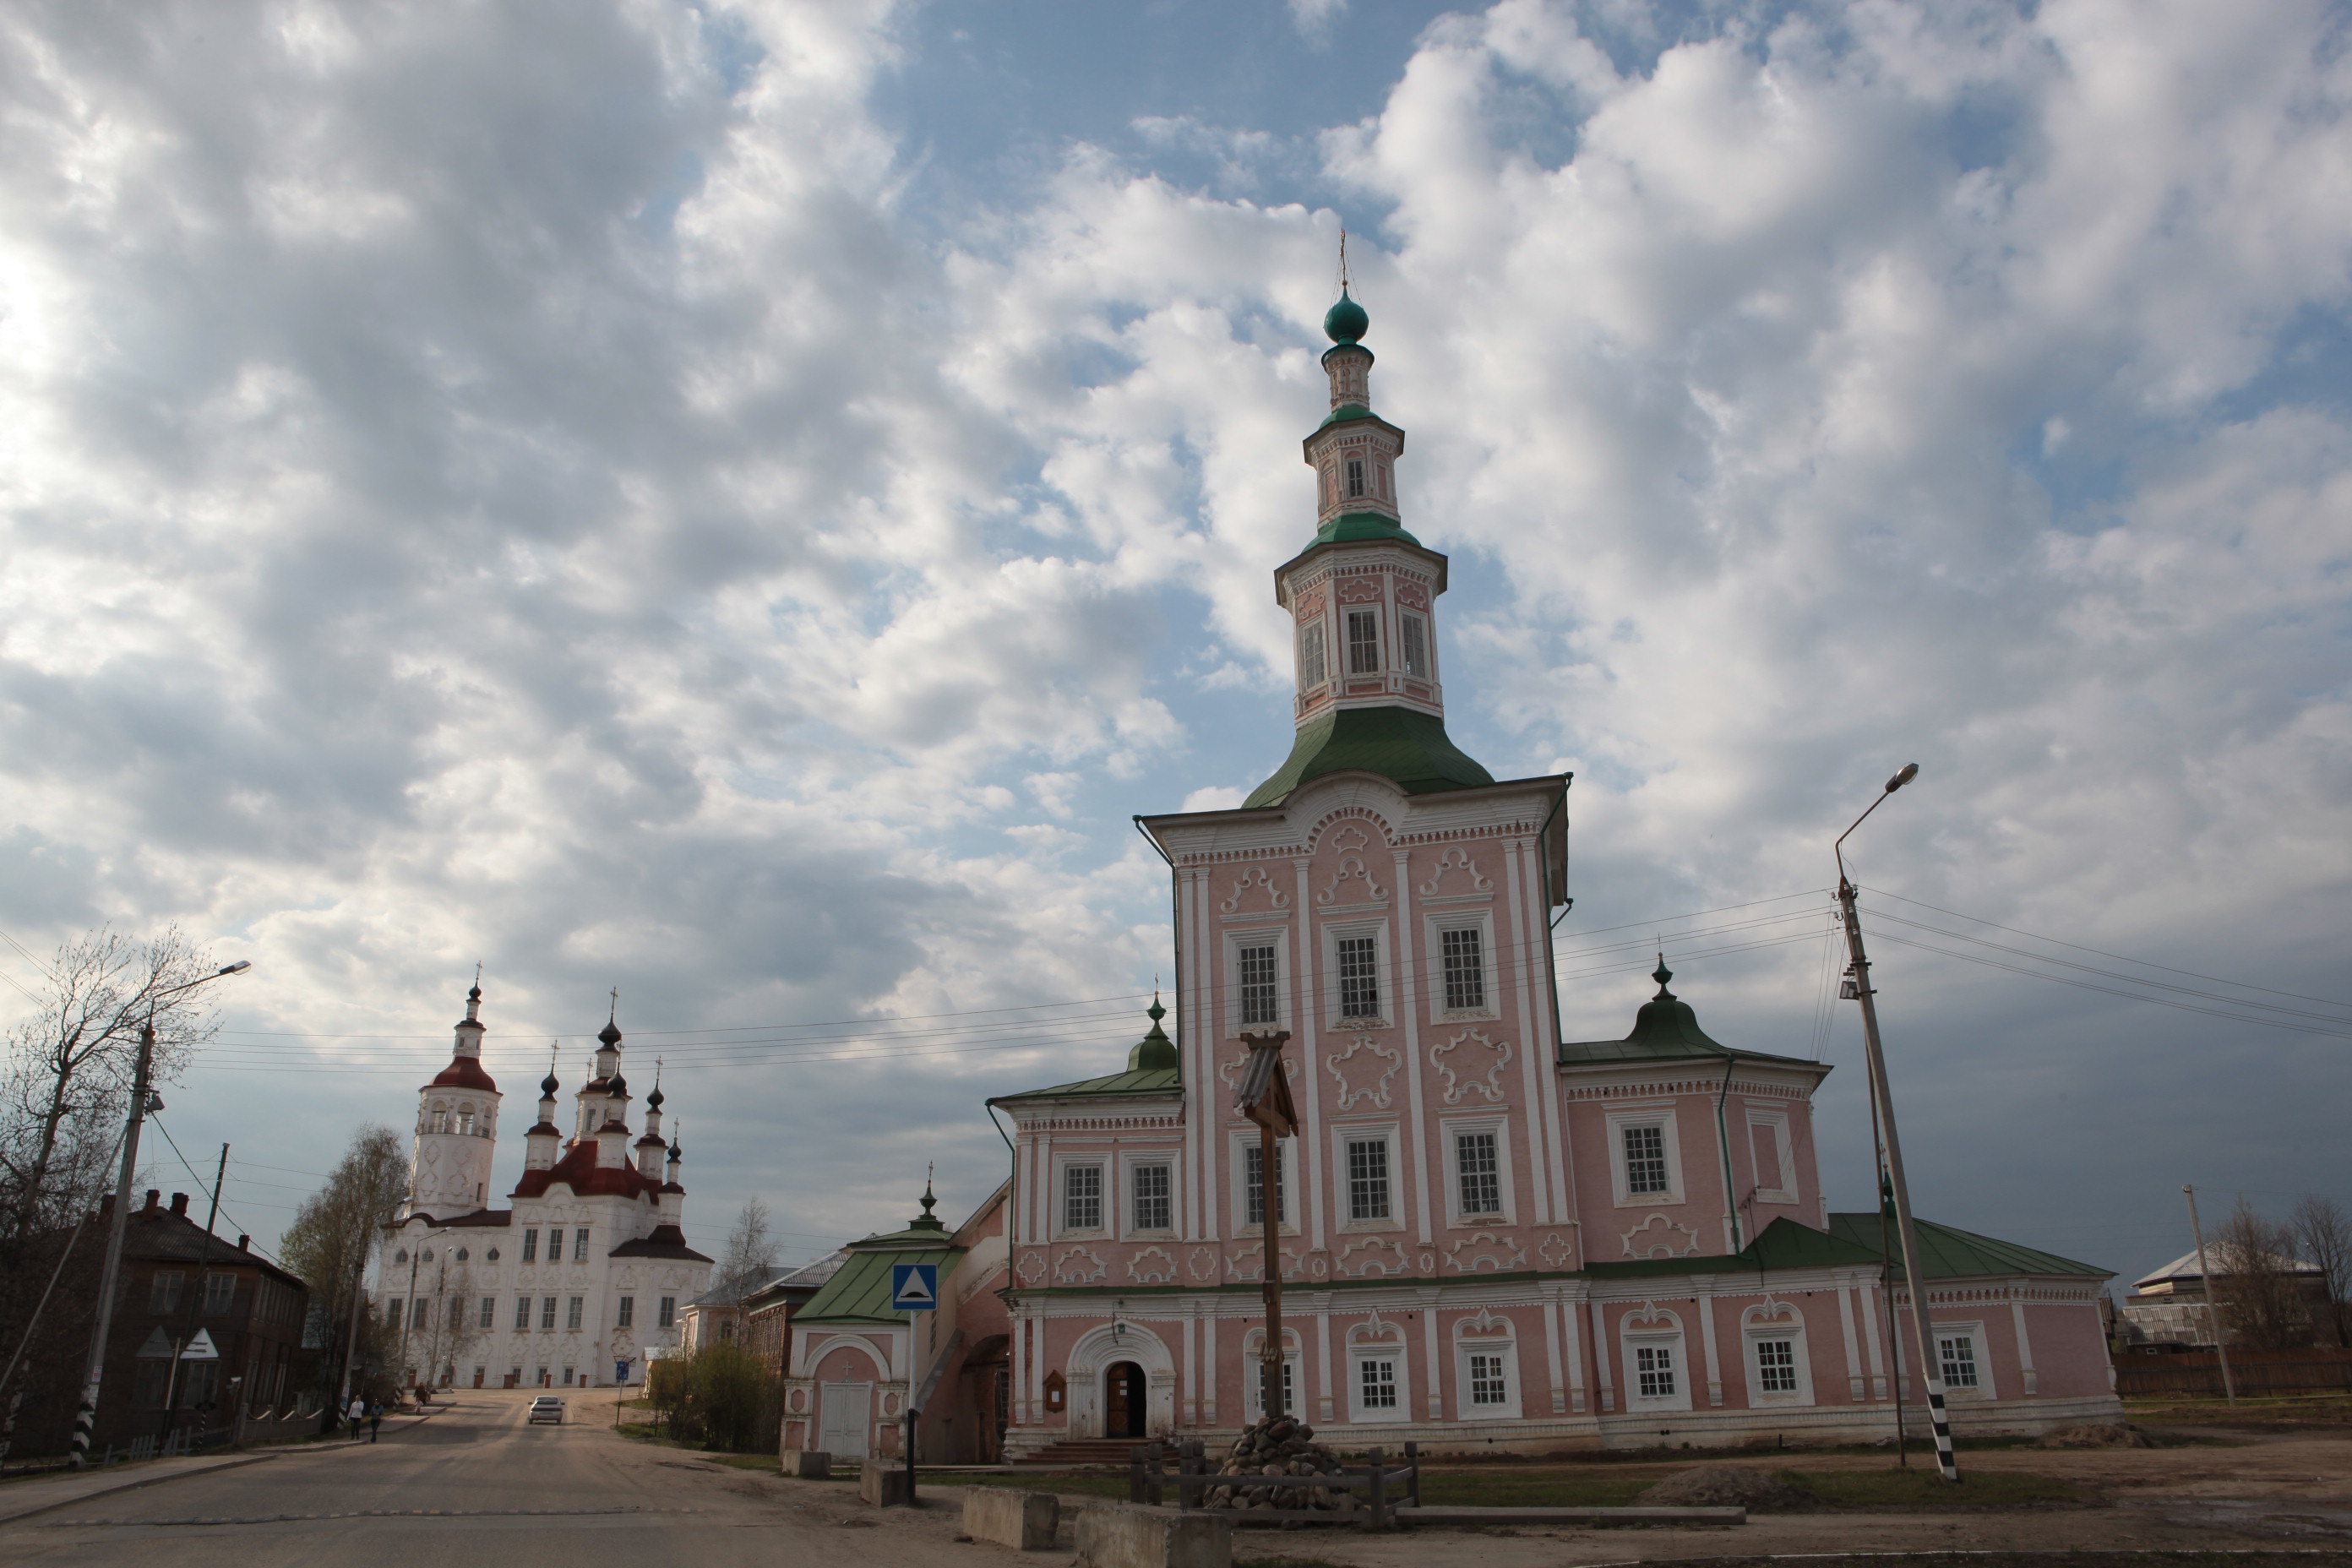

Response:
(68, 960), (251, 1469)
(1833, 765), (1959, 1484)
(395, 1226), (456, 1398)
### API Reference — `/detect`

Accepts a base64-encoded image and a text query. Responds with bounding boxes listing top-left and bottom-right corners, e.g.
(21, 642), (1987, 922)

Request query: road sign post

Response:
(890, 1263), (937, 1503)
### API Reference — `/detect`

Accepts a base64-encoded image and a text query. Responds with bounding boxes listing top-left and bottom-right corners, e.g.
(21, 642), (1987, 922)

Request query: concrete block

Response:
(859, 1462), (915, 1507)
(779, 1450), (830, 1478)
(1074, 1503), (1231, 1568)
(963, 1487), (1059, 1549)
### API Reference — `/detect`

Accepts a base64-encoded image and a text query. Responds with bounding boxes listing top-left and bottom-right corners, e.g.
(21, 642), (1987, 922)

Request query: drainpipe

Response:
(1714, 1055), (1741, 1254)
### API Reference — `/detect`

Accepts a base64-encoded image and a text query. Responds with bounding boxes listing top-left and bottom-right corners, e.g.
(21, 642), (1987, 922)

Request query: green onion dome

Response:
(1324, 288), (1369, 345)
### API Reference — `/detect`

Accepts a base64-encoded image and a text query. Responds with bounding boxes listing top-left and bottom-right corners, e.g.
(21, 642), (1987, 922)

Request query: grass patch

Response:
(1417, 1472), (1657, 1507)
(1660, 1558), (2329, 1568)
(960, 1470), (1132, 1500)
(1788, 1467), (2090, 1510)
(1236, 1559), (1353, 1568)
(610, 1418), (779, 1470)
(2123, 1390), (2352, 1426)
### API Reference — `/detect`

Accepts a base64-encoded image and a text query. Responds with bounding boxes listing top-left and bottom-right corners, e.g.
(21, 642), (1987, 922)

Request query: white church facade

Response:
(375, 984), (713, 1391)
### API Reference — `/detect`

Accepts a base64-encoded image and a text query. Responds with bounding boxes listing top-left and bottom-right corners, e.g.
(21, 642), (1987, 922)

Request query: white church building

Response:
(375, 983), (714, 1391)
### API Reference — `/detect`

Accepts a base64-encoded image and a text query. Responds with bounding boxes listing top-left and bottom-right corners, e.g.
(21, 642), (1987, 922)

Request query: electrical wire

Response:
(146, 1113), (292, 1269)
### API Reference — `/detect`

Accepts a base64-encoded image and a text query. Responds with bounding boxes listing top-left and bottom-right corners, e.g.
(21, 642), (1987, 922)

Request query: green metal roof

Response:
(791, 1239), (966, 1326)
(1311, 509), (1420, 546)
(992, 1064), (1182, 1102)
(1558, 963), (1821, 1069)
(1584, 1217), (1885, 1280)
(1824, 1213), (2111, 1281)
(1244, 705), (1494, 808)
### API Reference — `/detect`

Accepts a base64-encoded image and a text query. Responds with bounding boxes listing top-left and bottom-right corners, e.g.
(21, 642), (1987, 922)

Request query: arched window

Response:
(455, 1247), (470, 1262)
(394, 1250), (408, 1265)
(486, 1248), (499, 1262)
(457, 1107), (475, 1135)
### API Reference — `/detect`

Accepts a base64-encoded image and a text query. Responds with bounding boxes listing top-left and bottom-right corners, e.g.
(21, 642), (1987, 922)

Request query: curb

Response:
(0, 1451), (278, 1527)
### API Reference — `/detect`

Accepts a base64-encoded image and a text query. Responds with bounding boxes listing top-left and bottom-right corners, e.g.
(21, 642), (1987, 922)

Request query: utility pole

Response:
(2183, 1184), (2238, 1405)
(161, 1143), (230, 1447)
(1836, 764), (1959, 1484)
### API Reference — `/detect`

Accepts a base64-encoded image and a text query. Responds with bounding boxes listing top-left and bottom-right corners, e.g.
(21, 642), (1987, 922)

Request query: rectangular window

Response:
(1751, 1122), (1784, 1195)
(1440, 927), (1485, 1011)
(547, 1228), (563, 1263)
(1399, 612), (1428, 678)
(1337, 935), (1380, 1018)
(1346, 456), (1365, 498)
(1238, 943), (1278, 1026)
(562, 1366), (574, 1386)
(1346, 1139), (1391, 1222)
(1346, 609), (1380, 673)
(1939, 1334), (1979, 1389)
(574, 1227), (591, 1260)
(658, 1297), (676, 1329)
(203, 1272), (236, 1315)
(1062, 1164), (1103, 1232)
(1130, 1164), (1172, 1232)
(386, 1298), (403, 1331)
(1636, 1343), (1677, 1399)
(540, 1297), (558, 1331)
(566, 1297), (585, 1331)
(1358, 1358), (1396, 1410)
(1244, 1143), (1287, 1228)
(1298, 618), (1327, 689)
(514, 1296), (531, 1331)
(1456, 1130), (1502, 1216)
(150, 1271), (183, 1315)
(1756, 1338), (1798, 1393)
(617, 1297), (635, 1329)
(480, 1295), (497, 1330)
(522, 1228), (539, 1263)
(1467, 1353), (1510, 1407)
(1624, 1125), (1670, 1195)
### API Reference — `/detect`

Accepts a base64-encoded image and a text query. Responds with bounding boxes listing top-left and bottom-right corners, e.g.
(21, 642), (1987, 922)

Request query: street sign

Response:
(890, 1262), (938, 1312)
(180, 1328), (220, 1361)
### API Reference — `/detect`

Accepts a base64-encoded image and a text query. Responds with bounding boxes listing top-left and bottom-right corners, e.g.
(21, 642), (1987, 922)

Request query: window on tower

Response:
(1399, 612), (1429, 678)
(1346, 610), (1380, 673)
(457, 1108), (475, 1135)
(1346, 457), (1365, 498)
(1298, 617), (1327, 689)
(658, 1296), (676, 1329)
(431, 1108), (449, 1135)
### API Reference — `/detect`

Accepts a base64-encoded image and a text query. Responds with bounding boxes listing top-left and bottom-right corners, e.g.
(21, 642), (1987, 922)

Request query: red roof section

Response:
(428, 1056), (499, 1092)
(509, 1138), (666, 1201)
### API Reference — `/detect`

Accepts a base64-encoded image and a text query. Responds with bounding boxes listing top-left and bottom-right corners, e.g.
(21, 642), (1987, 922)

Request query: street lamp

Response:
(68, 960), (253, 1468)
(1832, 765), (1961, 1484)
(396, 1226), (459, 1399)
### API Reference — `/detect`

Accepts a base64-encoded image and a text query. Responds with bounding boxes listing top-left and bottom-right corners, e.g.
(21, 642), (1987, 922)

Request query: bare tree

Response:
(719, 1197), (779, 1303)
(2292, 1195), (2352, 1348)
(278, 1125), (410, 1399)
(2214, 1197), (2311, 1352)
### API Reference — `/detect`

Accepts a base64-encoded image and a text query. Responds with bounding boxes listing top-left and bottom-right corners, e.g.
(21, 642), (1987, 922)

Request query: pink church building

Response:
(780, 290), (2120, 1462)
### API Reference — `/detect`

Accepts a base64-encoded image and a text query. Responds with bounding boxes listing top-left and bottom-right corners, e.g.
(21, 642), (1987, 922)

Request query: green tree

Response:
(279, 1124), (409, 1399)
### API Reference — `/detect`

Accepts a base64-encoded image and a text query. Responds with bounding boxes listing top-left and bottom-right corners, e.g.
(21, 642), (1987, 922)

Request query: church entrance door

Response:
(1105, 1362), (1146, 1439)
(819, 1382), (873, 1458)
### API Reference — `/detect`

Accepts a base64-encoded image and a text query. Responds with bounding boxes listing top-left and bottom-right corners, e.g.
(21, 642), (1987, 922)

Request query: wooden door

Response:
(1105, 1362), (1144, 1438)
(819, 1382), (873, 1458)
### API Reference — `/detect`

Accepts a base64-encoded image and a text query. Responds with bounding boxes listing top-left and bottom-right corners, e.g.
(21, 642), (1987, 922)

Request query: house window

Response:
(1939, 1334), (1979, 1389)
(566, 1297), (585, 1331)
(521, 1228), (538, 1263)
(455, 1247), (469, 1262)
(1636, 1343), (1676, 1399)
(514, 1296), (531, 1331)
(1345, 1139), (1391, 1222)
(1337, 936), (1380, 1018)
(1467, 1353), (1510, 1407)
(487, 1248), (499, 1261)
(479, 1296), (497, 1330)
(1440, 928), (1485, 1011)
(562, 1366), (574, 1386)
(394, 1249), (407, 1265)
(1130, 1164), (1172, 1232)
(1624, 1125), (1670, 1195)
(1399, 613), (1428, 678)
(149, 1271), (183, 1314)
(1358, 1358), (1397, 1410)
(658, 1297), (677, 1329)
(203, 1273), (236, 1315)
(1756, 1338), (1798, 1394)
(1298, 618), (1327, 689)
(547, 1229), (563, 1263)
(574, 1228), (591, 1260)
(448, 1296), (465, 1329)
(1346, 457), (1365, 498)
(1063, 1164), (1103, 1232)
(1249, 1354), (1297, 1419)
(618, 1297), (635, 1329)
(1346, 610), (1379, 673)
(540, 1297), (558, 1331)
(1456, 1130), (1501, 1216)
(386, 1298), (403, 1331)
(1238, 944), (1278, 1026)
(1244, 1143), (1287, 1228)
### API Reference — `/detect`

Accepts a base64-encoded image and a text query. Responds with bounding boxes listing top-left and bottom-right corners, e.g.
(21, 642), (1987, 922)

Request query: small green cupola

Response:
(1127, 994), (1179, 1073)
(1323, 287), (1369, 346)
(909, 1175), (947, 1233)
(1625, 961), (1732, 1054)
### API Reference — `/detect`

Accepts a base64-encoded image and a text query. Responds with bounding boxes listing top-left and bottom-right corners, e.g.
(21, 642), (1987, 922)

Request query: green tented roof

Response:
(1312, 509), (1420, 546)
(1244, 705), (1494, 809)
(1584, 1217), (1885, 1280)
(1559, 963), (1821, 1070)
(992, 1064), (1182, 1103)
(1824, 1214), (2110, 1281)
(792, 1228), (966, 1328)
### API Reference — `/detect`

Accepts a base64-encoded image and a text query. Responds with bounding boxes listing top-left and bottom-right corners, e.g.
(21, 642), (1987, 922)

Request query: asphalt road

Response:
(0, 1390), (973, 1567)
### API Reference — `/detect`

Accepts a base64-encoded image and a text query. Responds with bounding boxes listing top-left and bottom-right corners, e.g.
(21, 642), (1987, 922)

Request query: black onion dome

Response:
(540, 1072), (560, 1096)
(645, 1085), (664, 1109)
(597, 1018), (623, 1047)
(607, 1072), (628, 1097)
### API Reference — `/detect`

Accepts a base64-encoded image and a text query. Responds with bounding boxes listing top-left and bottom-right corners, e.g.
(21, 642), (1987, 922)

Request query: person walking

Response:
(346, 1395), (365, 1440)
(367, 1401), (383, 1443)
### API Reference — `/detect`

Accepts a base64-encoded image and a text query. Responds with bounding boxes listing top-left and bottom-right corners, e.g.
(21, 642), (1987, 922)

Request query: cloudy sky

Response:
(3, 0), (2346, 1287)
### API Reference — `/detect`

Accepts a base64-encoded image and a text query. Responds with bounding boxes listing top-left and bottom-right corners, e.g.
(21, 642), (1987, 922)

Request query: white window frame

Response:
(1244, 1334), (1303, 1423)
(1932, 1320), (1993, 1398)
(1742, 1315), (1816, 1407)
(1227, 929), (1288, 1034)
(1321, 920), (1391, 1028)
(1440, 1114), (1516, 1226)
(1745, 1108), (1798, 1205)
(1121, 1154), (1177, 1239)
(1605, 1107), (1686, 1207)
(1298, 615), (1329, 690)
(1054, 1157), (1108, 1239)
(1330, 1122), (1403, 1232)
(1398, 611), (1427, 677)
(1425, 912), (1498, 1021)
(1231, 1131), (1296, 1235)
(1622, 1328), (1691, 1413)
(1348, 1345), (1406, 1423)
(1456, 1340), (1521, 1420)
(1344, 608), (1380, 674)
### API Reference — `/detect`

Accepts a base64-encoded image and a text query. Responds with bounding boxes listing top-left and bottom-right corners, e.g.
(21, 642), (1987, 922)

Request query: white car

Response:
(527, 1396), (565, 1425)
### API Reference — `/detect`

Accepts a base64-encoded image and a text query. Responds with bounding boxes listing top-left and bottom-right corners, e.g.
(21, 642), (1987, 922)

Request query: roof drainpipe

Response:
(1715, 1054), (1742, 1254)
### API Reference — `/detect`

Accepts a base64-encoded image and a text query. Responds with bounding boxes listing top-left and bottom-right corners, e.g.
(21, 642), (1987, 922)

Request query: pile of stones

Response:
(1197, 1416), (1348, 1512)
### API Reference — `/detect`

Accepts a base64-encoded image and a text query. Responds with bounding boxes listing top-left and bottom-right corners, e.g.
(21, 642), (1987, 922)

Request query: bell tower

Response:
(404, 975), (503, 1217)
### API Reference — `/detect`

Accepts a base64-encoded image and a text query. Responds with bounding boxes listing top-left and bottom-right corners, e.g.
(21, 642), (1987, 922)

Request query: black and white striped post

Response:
(1836, 765), (1959, 1484)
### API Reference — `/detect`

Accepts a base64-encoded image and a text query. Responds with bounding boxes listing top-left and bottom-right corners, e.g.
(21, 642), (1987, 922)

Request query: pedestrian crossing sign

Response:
(891, 1262), (938, 1312)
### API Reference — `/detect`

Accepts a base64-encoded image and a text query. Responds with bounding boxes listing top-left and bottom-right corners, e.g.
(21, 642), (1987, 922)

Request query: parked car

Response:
(527, 1396), (565, 1425)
